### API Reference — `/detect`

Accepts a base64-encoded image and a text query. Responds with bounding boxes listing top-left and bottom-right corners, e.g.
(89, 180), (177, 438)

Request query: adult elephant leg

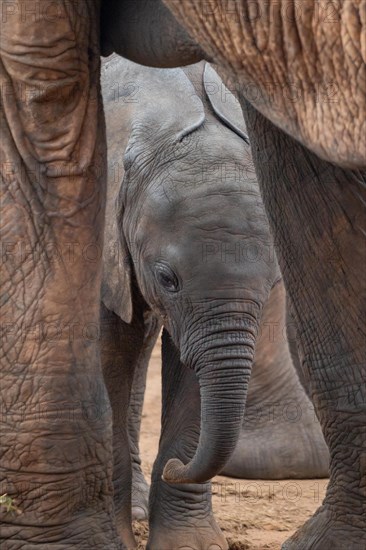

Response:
(148, 330), (227, 550)
(127, 315), (161, 521)
(286, 295), (311, 397)
(0, 2), (122, 548)
(222, 281), (329, 479)
(241, 99), (366, 549)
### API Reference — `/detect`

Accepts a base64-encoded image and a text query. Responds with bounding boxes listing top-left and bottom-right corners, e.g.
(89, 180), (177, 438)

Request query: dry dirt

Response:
(135, 341), (328, 549)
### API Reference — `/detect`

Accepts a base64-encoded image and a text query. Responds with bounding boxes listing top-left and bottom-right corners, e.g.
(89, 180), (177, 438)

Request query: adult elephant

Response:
(102, 3), (365, 549)
(100, 56), (329, 548)
(0, 1), (364, 549)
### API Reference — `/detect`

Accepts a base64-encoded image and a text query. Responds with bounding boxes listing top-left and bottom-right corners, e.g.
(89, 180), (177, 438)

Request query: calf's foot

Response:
(147, 479), (227, 550)
(114, 509), (137, 549)
(131, 464), (149, 521)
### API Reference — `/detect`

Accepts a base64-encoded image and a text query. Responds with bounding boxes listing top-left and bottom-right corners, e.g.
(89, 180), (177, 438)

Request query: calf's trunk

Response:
(163, 314), (258, 484)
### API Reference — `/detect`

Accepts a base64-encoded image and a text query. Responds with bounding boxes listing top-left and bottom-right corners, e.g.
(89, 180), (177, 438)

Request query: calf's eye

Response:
(154, 263), (180, 293)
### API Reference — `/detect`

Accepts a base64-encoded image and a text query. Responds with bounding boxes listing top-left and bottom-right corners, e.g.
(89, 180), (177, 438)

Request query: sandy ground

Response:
(135, 341), (328, 549)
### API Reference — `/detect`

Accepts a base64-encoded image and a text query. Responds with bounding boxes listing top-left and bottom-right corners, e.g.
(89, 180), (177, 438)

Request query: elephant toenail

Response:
(132, 506), (147, 521)
(208, 546), (223, 550)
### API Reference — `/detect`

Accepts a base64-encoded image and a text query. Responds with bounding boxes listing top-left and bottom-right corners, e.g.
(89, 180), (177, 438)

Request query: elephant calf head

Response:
(101, 56), (280, 483)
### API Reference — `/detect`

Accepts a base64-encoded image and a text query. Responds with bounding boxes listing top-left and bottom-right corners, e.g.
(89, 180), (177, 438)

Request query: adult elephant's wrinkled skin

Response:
(102, 0), (366, 169)
(1, 1), (365, 549)
(100, 57), (329, 549)
(0, 2), (122, 549)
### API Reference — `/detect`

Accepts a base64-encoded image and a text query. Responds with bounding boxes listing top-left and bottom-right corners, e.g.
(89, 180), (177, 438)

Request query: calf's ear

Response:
(100, 56), (208, 324)
(101, 217), (132, 324)
(128, 64), (206, 145)
(101, 193), (133, 323)
(101, 168), (133, 324)
(203, 63), (249, 144)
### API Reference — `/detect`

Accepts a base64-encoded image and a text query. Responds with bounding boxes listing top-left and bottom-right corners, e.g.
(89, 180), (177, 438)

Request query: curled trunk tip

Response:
(162, 458), (194, 484)
(162, 326), (257, 485)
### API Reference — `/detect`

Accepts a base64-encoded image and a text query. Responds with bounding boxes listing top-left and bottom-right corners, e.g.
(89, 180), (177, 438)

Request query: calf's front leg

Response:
(100, 295), (160, 534)
(148, 330), (228, 550)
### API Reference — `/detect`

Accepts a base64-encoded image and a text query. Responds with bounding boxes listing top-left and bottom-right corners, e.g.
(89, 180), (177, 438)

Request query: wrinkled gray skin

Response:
(102, 4), (366, 549)
(2, 2), (364, 550)
(100, 57), (329, 550)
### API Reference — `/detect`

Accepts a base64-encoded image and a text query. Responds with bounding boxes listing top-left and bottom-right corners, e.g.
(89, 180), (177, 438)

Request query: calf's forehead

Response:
(133, 188), (268, 253)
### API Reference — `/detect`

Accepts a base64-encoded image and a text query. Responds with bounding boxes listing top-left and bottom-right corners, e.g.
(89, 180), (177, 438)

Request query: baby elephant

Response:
(100, 56), (328, 550)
